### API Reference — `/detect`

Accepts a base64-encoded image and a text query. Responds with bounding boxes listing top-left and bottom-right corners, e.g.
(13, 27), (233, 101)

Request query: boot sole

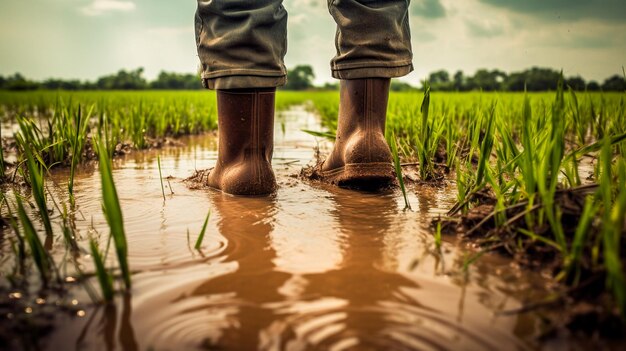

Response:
(319, 162), (396, 189)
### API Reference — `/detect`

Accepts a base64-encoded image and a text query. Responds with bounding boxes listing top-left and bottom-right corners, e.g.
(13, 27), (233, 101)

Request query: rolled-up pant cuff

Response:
(331, 62), (413, 80)
(201, 72), (286, 90)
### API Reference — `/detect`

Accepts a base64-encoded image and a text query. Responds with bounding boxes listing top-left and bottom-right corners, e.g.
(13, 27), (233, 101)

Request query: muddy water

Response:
(36, 106), (554, 350)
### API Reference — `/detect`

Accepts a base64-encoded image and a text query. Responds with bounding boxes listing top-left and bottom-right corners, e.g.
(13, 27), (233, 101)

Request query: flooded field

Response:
(0, 105), (584, 350)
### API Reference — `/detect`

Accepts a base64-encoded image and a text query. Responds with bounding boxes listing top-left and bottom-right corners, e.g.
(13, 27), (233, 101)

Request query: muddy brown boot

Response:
(318, 78), (395, 188)
(208, 88), (277, 196)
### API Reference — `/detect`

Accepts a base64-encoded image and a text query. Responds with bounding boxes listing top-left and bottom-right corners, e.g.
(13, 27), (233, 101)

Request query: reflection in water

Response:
(65, 294), (138, 351)
(191, 193), (289, 349)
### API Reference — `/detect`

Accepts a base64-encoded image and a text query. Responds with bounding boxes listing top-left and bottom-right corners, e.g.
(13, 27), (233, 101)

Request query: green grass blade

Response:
(301, 129), (336, 140)
(195, 210), (211, 250)
(90, 238), (114, 302)
(391, 132), (411, 210)
(16, 196), (51, 284)
(157, 155), (166, 201)
(97, 137), (131, 289)
(22, 142), (53, 237)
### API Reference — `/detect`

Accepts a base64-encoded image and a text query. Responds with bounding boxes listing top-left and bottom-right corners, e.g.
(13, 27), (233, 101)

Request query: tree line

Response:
(0, 66), (624, 92)
(425, 67), (625, 92)
(0, 68), (203, 91)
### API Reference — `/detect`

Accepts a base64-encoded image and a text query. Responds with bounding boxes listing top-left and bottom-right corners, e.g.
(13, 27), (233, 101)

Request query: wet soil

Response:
(1, 106), (622, 350)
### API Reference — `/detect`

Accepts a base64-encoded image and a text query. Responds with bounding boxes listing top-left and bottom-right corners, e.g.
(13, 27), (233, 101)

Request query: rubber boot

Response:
(208, 88), (277, 195)
(318, 78), (395, 188)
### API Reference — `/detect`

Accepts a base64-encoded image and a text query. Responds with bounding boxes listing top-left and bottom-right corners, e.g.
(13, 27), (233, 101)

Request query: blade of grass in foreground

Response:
(16, 196), (52, 284)
(22, 142), (54, 237)
(90, 238), (114, 302)
(301, 129), (336, 141)
(195, 210), (211, 250)
(601, 140), (626, 315)
(157, 155), (165, 201)
(97, 137), (131, 290)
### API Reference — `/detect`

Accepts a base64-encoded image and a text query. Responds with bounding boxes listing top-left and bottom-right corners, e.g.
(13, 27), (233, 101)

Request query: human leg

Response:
(317, 78), (395, 187)
(328, 0), (413, 80)
(195, 0), (288, 89)
(208, 89), (277, 195)
(320, 0), (413, 187)
(195, 0), (286, 195)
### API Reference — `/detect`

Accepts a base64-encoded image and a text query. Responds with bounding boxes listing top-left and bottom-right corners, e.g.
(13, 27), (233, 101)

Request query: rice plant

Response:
(157, 155), (165, 201)
(194, 210), (211, 250)
(18, 140), (53, 237)
(391, 132), (411, 210)
(96, 136), (131, 290)
(90, 238), (114, 302)
(600, 137), (626, 315)
(415, 85), (445, 181)
(68, 105), (91, 207)
(15, 196), (54, 285)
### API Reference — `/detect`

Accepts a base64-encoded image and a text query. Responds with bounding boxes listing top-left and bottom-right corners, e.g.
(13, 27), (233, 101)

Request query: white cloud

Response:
(81, 0), (136, 16)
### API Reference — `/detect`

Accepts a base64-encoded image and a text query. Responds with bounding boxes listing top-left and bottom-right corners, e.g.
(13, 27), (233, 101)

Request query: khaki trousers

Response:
(195, 0), (413, 89)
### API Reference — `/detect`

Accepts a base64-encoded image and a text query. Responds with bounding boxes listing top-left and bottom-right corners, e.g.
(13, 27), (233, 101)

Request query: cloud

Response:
(478, 0), (626, 22)
(465, 19), (504, 38)
(81, 0), (136, 16)
(411, 0), (446, 19)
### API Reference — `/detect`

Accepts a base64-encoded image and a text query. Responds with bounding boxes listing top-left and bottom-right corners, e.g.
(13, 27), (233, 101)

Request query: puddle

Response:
(6, 106), (567, 350)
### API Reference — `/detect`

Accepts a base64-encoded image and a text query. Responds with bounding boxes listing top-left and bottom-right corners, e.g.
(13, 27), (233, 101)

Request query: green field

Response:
(1, 87), (625, 327)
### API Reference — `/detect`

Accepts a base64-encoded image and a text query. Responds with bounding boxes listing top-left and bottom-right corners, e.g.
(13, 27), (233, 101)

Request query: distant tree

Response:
(526, 67), (560, 91)
(321, 82), (339, 90)
(427, 70), (453, 91)
(97, 68), (147, 90)
(390, 80), (416, 92)
(4, 73), (39, 90)
(42, 79), (83, 90)
(0, 76), (5, 89)
(453, 70), (465, 91)
(151, 71), (202, 90)
(502, 67), (561, 91)
(601, 75), (626, 91)
(468, 69), (506, 91)
(428, 70), (449, 84)
(283, 65), (315, 90)
(565, 76), (586, 91)
(503, 72), (526, 91)
(587, 81), (601, 91)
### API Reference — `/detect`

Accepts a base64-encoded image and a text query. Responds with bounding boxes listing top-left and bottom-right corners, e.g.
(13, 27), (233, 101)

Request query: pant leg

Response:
(328, 0), (413, 79)
(195, 0), (288, 90)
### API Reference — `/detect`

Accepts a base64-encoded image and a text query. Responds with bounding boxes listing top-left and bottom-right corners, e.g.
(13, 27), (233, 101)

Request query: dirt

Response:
(436, 182), (626, 339)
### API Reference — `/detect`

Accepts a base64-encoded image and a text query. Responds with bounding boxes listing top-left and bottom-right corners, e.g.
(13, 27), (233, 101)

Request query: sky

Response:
(1, 0), (625, 86)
